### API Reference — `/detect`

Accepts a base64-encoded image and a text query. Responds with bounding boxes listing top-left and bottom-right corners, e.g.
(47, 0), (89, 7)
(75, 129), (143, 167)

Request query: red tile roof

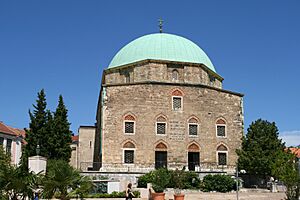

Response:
(72, 135), (79, 141)
(0, 121), (25, 138)
(289, 148), (300, 158)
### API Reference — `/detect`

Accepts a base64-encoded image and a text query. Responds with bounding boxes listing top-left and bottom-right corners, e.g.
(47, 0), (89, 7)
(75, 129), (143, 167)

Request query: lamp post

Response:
(236, 163), (239, 200)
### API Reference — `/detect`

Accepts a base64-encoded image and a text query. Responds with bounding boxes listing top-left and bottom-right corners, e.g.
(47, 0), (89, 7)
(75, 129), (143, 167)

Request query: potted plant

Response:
(172, 169), (185, 200)
(151, 168), (171, 200)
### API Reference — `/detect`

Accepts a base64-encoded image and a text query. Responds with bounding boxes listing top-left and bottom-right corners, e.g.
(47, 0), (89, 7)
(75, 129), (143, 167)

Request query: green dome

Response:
(108, 33), (216, 72)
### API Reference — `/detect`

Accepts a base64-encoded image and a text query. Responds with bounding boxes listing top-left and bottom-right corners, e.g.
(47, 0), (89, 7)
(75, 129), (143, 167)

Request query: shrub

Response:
(201, 174), (235, 192)
(138, 169), (201, 190)
(183, 171), (201, 189)
(152, 168), (171, 193)
(138, 171), (154, 188)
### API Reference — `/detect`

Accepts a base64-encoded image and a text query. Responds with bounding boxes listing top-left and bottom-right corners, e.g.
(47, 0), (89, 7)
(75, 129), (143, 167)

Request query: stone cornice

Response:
(102, 81), (244, 97)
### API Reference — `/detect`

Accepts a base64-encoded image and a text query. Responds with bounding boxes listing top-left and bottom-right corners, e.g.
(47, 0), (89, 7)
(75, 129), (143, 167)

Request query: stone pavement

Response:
(175, 192), (286, 200)
(163, 191), (286, 200)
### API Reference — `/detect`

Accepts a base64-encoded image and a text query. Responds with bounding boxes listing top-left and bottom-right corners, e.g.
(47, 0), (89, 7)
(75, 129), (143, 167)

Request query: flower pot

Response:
(152, 192), (165, 200)
(174, 193), (185, 200)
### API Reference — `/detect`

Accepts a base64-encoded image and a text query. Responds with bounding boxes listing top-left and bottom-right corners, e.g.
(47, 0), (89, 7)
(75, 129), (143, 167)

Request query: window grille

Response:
(218, 152), (227, 165)
(125, 122), (134, 134)
(217, 125), (225, 137)
(124, 150), (134, 164)
(157, 123), (166, 134)
(173, 97), (182, 110)
(189, 124), (198, 135)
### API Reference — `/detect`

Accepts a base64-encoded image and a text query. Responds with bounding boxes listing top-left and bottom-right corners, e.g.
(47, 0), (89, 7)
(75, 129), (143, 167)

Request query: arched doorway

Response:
(155, 142), (168, 169)
(188, 143), (200, 171)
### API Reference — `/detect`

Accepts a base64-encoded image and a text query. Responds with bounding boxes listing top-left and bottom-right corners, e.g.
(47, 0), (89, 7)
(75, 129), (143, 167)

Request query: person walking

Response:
(126, 183), (135, 200)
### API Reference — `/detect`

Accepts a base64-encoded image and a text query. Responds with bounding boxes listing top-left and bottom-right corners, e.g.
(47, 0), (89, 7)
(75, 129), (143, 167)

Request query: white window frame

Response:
(123, 148), (135, 165)
(172, 96), (183, 111)
(216, 124), (226, 138)
(216, 150), (228, 166)
(156, 122), (167, 136)
(124, 120), (135, 135)
(188, 123), (198, 137)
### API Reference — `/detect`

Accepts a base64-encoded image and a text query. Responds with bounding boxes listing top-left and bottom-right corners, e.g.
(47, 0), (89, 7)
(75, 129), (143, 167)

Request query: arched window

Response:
(216, 118), (226, 137)
(217, 144), (228, 166)
(172, 89), (183, 111)
(124, 114), (135, 134)
(156, 116), (167, 135)
(172, 69), (179, 81)
(123, 141), (135, 164)
(188, 117), (199, 136)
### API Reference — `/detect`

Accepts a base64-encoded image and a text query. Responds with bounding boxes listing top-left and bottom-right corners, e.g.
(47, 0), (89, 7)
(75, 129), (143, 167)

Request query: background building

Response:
(0, 121), (25, 165)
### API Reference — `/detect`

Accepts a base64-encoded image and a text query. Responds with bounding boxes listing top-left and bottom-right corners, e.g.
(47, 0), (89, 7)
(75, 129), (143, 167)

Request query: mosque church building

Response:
(72, 31), (244, 175)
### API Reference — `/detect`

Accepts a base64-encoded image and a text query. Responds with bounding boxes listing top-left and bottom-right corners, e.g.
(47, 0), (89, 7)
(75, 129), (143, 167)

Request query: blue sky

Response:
(0, 1), (299, 146)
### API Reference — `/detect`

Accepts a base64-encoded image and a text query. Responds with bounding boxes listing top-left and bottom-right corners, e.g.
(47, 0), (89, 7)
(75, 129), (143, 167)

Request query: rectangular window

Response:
(156, 123), (166, 135)
(189, 124), (198, 136)
(217, 125), (226, 137)
(172, 97), (182, 110)
(6, 139), (12, 155)
(0, 137), (4, 146)
(125, 122), (134, 134)
(124, 150), (134, 164)
(218, 152), (227, 165)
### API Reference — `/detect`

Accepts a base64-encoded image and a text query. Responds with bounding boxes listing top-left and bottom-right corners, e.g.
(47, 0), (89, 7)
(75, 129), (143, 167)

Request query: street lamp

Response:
(236, 164), (239, 200)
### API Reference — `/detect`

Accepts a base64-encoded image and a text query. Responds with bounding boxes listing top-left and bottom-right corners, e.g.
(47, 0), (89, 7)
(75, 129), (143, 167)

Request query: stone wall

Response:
(100, 83), (243, 170)
(70, 142), (78, 169)
(104, 61), (222, 89)
(78, 126), (96, 170)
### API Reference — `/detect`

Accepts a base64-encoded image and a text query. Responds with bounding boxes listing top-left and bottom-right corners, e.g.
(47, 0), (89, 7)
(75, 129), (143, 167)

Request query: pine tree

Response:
(51, 95), (72, 161)
(237, 119), (285, 178)
(21, 89), (49, 168)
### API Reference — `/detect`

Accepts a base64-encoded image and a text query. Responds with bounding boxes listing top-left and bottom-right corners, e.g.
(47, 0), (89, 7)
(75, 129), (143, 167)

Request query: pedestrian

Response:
(126, 183), (135, 200)
(34, 192), (39, 200)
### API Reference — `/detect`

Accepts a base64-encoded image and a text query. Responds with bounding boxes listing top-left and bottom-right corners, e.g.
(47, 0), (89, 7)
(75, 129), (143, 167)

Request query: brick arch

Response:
(171, 89), (183, 96)
(217, 143), (228, 151)
(156, 115), (167, 122)
(155, 140), (168, 151)
(123, 141), (135, 148)
(216, 118), (226, 124)
(188, 142), (200, 152)
(123, 113), (136, 121)
(121, 139), (136, 148)
(188, 116), (199, 124)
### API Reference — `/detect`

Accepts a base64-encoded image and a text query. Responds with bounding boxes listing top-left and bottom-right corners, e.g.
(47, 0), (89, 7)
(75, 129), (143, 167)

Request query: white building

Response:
(0, 122), (25, 166)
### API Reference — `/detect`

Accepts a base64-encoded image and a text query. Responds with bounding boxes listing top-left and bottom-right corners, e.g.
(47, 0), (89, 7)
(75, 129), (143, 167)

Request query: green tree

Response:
(0, 145), (11, 199)
(42, 160), (92, 200)
(272, 150), (299, 200)
(237, 119), (285, 178)
(0, 146), (39, 200)
(49, 95), (72, 161)
(21, 89), (49, 169)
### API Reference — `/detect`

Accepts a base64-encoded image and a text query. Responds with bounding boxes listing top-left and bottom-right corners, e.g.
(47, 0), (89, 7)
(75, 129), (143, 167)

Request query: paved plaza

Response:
(181, 192), (286, 200)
